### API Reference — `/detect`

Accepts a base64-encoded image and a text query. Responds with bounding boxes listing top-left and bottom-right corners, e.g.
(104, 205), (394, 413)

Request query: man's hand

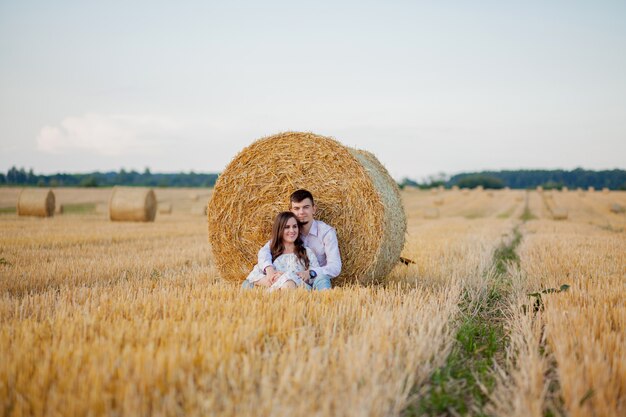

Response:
(297, 270), (313, 285)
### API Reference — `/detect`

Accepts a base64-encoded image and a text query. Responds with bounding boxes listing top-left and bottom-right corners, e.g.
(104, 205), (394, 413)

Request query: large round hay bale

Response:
(17, 189), (55, 217)
(207, 132), (406, 285)
(109, 186), (157, 222)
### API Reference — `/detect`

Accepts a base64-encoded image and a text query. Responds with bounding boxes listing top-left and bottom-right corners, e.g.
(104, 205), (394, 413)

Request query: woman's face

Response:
(282, 217), (299, 244)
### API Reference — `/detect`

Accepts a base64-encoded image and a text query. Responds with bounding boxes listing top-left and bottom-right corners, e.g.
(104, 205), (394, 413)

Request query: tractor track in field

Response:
(404, 200), (531, 416)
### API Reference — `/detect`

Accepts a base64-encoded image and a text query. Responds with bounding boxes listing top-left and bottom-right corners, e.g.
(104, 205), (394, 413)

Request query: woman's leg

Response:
(279, 280), (297, 290)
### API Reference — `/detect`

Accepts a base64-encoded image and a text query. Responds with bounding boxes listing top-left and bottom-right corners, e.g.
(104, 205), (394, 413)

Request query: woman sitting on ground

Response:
(244, 211), (319, 291)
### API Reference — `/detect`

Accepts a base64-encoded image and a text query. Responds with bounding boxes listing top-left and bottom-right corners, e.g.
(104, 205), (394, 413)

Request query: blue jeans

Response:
(241, 274), (332, 291)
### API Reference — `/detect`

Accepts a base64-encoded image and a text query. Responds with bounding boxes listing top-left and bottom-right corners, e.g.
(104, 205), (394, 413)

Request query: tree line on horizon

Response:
(399, 168), (626, 190)
(2, 166), (626, 190)
(1, 167), (219, 188)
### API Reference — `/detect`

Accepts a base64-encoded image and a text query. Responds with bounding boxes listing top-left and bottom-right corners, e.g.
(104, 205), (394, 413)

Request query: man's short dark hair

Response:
(290, 189), (315, 205)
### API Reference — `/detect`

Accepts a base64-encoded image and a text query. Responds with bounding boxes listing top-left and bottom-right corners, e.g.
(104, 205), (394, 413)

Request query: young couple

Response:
(242, 189), (341, 291)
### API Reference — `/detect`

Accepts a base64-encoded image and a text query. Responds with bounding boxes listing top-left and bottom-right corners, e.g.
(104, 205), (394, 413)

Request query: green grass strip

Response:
(61, 203), (97, 214)
(405, 228), (522, 417)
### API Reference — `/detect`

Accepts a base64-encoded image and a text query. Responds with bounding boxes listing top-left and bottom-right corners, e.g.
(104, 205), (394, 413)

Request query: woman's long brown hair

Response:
(269, 211), (310, 270)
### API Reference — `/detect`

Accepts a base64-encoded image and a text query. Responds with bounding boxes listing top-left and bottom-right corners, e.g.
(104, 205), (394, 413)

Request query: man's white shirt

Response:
(257, 219), (342, 278)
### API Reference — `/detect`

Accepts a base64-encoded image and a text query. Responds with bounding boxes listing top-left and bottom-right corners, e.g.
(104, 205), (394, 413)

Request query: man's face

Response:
(290, 198), (316, 225)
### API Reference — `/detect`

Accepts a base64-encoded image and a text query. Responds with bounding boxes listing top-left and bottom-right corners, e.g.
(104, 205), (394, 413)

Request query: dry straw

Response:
(207, 132), (406, 285)
(17, 188), (55, 217)
(109, 186), (157, 222)
(191, 203), (207, 216)
(552, 207), (568, 220)
(423, 208), (439, 219)
(158, 202), (172, 214)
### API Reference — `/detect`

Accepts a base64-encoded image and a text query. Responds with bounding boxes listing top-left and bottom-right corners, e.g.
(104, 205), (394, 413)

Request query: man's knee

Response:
(312, 275), (332, 291)
(241, 279), (255, 289)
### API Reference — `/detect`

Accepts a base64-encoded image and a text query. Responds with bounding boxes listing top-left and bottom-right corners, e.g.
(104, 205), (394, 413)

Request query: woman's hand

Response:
(268, 270), (283, 284)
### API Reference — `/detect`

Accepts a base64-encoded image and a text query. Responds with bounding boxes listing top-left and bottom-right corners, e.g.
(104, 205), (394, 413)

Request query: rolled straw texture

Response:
(17, 189), (55, 217)
(109, 186), (157, 222)
(207, 132), (406, 285)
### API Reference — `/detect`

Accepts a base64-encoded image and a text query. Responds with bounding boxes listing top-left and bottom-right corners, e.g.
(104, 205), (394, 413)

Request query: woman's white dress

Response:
(246, 247), (319, 291)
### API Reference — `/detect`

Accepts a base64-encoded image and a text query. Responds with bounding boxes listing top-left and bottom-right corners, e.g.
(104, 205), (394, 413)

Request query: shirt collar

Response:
(308, 220), (319, 237)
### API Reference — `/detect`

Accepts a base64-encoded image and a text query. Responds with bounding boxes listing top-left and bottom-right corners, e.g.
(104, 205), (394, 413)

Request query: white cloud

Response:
(36, 113), (181, 156)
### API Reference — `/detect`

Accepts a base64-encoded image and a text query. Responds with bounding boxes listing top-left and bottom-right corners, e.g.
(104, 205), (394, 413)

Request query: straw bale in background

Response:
(207, 132), (406, 285)
(55, 204), (64, 214)
(434, 198), (444, 206)
(451, 185), (459, 191)
(610, 203), (624, 214)
(17, 189), (55, 217)
(588, 186), (595, 192)
(109, 186), (157, 222)
(562, 186), (569, 192)
(602, 187), (609, 194)
(462, 189), (469, 195)
(552, 208), (568, 220)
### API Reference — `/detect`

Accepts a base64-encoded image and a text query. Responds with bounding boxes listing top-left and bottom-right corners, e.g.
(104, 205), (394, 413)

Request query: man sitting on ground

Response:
(242, 189), (341, 291)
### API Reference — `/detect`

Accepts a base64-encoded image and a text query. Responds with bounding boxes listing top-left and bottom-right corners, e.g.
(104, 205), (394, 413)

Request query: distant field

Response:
(1, 187), (624, 417)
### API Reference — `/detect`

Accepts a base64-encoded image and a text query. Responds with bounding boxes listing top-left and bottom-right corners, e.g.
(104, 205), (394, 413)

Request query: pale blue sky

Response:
(1, 0), (625, 180)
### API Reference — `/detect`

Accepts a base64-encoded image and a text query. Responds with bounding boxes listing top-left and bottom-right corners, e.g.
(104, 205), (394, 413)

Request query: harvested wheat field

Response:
(1, 187), (624, 417)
